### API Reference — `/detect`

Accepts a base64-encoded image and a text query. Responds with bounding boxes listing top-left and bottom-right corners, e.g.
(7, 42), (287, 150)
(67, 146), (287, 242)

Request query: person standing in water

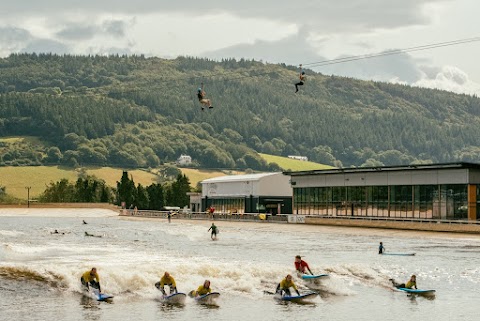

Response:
(379, 242), (385, 254)
(208, 223), (218, 240)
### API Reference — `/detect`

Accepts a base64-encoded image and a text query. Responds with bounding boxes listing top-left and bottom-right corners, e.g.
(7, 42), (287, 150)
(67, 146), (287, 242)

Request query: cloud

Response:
(56, 25), (97, 41)
(414, 65), (480, 95)
(21, 39), (70, 55)
(1, 0), (447, 33)
(0, 27), (33, 56)
(203, 28), (323, 66)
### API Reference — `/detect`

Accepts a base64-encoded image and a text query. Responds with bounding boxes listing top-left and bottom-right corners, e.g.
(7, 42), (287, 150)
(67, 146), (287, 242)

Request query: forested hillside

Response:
(1, 53), (479, 169)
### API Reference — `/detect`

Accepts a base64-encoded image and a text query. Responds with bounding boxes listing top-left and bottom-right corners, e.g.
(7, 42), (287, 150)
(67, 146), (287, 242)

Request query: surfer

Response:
(81, 267), (101, 292)
(379, 242), (385, 254)
(83, 220), (88, 224)
(390, 275), (417, 289)
(51, 229), (65, 235)
(190, 280), (212, 297)
(85, 231), (102, 238)
(208, 223), (218, 240)
(295, 255), (313, 275)
(155, 272), (178, 296)
(276, 274), (300, 297)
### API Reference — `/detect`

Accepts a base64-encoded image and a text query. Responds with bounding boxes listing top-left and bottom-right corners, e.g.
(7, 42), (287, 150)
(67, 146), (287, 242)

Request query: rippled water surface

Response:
(1, 209), (479, 321)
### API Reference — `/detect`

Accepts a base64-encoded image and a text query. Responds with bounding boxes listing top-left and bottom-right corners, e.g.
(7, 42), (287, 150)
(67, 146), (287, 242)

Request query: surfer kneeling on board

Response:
(81, 267), (101, 293)
(276, 274), (300, 297)
(155, 272), (177, 296)
(390, 274), (417, 289)
(295, 255), (313, 275)
(190, 280), (212, 297)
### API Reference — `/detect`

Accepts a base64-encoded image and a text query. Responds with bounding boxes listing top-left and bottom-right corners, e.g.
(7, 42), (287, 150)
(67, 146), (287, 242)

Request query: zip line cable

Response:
(302, 36), (480, 68)
(107, 36), (480, 93)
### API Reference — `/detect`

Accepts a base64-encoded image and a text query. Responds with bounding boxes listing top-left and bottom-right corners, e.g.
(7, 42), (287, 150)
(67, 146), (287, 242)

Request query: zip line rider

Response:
(295, 64), (306, 93)
(197, 83), (213, 110)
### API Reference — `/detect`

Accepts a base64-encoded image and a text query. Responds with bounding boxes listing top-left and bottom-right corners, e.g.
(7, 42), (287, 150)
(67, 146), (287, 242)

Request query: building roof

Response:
(201, 172), (282, 184)
(285, 162), (480, 176)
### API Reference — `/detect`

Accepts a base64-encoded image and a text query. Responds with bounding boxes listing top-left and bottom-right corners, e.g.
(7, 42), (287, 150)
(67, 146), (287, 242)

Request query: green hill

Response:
(259, 153), (334, 171)
(0, 54), (479, 172)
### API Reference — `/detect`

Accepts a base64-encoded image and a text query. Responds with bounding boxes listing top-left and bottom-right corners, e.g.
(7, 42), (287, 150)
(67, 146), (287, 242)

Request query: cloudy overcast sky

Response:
(1, 0), (479, 95)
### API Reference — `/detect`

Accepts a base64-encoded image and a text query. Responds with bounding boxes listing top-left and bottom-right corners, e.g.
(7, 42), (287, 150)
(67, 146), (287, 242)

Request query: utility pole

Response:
(25, 186), (31, 208)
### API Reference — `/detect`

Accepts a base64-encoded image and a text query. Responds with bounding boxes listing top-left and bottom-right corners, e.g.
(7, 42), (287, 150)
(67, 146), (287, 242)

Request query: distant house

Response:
(288, 155), (308, 162)
(177, 154), (192, 166)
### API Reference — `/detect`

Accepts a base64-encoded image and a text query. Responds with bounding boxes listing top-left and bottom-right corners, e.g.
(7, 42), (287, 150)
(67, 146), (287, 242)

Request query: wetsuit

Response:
(276, 278), (299, 296)
(156, 275), (177, 294)
(405, 280), (417, 289)
(295, 260), (311, 274)
(81, 271), (100, 291)
(208, 224), (218, 238)
(196, 285), (212, 296)
(379, 244), (385, 254)
(295, 74), (306, 92)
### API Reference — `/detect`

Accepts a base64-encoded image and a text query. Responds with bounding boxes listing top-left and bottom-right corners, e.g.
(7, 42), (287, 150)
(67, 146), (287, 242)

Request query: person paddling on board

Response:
(276, 274), (300, 297)
(208, 223), (218, 240)
(295, 255), (313, 275)
(379, 242), (385, 254)
(190, 280), (212, 297)
(294, 64), (306, 93)
(390, 274), (417, 289)
(197, 83), (213, 110)
(81, 267), (101, 293)
(155, 272), (178, 296)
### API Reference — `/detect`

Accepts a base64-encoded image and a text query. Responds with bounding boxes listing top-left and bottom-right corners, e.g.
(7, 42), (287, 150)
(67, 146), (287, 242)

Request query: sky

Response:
(1, 0), (479, 95)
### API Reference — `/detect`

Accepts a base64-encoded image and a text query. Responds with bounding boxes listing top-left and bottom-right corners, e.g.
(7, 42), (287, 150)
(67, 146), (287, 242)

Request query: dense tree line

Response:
(1, 54), (480, 169)
(39, 176), (114, 203)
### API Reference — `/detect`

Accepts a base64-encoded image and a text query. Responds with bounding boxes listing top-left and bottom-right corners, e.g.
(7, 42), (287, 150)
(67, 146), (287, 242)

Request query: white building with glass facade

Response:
(286, 163), (480, 221)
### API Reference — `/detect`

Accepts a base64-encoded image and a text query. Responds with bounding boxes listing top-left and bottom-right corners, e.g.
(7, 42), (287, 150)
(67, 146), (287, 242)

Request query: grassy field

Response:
(0, 166), (160, 199)
(259, 153), (335, 171)
(180, 168), (244, 187)
(0, 166), (244, 200)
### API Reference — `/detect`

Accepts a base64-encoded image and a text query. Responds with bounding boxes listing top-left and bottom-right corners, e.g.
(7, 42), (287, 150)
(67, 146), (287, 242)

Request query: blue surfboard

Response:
(382, 253), (416, 256)
(397, 288), (435, 295)
(89, 289), (113, 301)
(162, 292), (186, 304)
(193, 292), (220, 304)
(275, 291), (317, 302)
(301, 274), (329, 280)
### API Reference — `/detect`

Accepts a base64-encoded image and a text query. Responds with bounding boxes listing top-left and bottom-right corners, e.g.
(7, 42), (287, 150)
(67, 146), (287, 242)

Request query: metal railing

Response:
(303, 214), (480, 225)
(120, 209), (288, 223)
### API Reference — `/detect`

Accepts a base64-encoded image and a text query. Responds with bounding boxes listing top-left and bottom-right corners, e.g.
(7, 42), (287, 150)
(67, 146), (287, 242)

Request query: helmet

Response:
(301, 71), (306, 75)
(197, 88), (202, 92)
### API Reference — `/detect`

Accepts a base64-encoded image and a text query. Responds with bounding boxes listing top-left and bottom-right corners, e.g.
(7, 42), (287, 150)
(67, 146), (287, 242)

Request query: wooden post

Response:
(468, 185), (477, 221)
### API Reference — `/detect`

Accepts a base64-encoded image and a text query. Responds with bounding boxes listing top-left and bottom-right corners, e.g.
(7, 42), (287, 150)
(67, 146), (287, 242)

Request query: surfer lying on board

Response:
(81, 267), (101, 292)
(390, 275), (417, 289)
(276, 274), (300, 296)
(295, 255), (313, 275)
(379, 242), (385, 254)
(155, 272), (178, 296)
(189, 280), (212, 297)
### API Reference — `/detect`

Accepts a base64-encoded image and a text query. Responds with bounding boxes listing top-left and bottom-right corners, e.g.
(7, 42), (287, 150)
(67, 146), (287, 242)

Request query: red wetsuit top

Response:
(295, 260), (310, 273)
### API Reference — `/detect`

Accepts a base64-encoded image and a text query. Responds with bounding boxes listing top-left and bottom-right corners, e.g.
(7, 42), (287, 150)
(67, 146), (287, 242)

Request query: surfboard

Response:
(194, 292), (220, 304)
(162, 292), (186, 304)
(397, 288), (435, 295)
(301, 274), (329, 280)
(87, 289), (113, 301)
(275, 291), (318, 302)
(382, 253), (416, 256)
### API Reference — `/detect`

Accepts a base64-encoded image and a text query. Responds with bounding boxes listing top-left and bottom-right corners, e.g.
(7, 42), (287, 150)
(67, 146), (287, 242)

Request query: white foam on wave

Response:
(0, 230), (24, 237)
